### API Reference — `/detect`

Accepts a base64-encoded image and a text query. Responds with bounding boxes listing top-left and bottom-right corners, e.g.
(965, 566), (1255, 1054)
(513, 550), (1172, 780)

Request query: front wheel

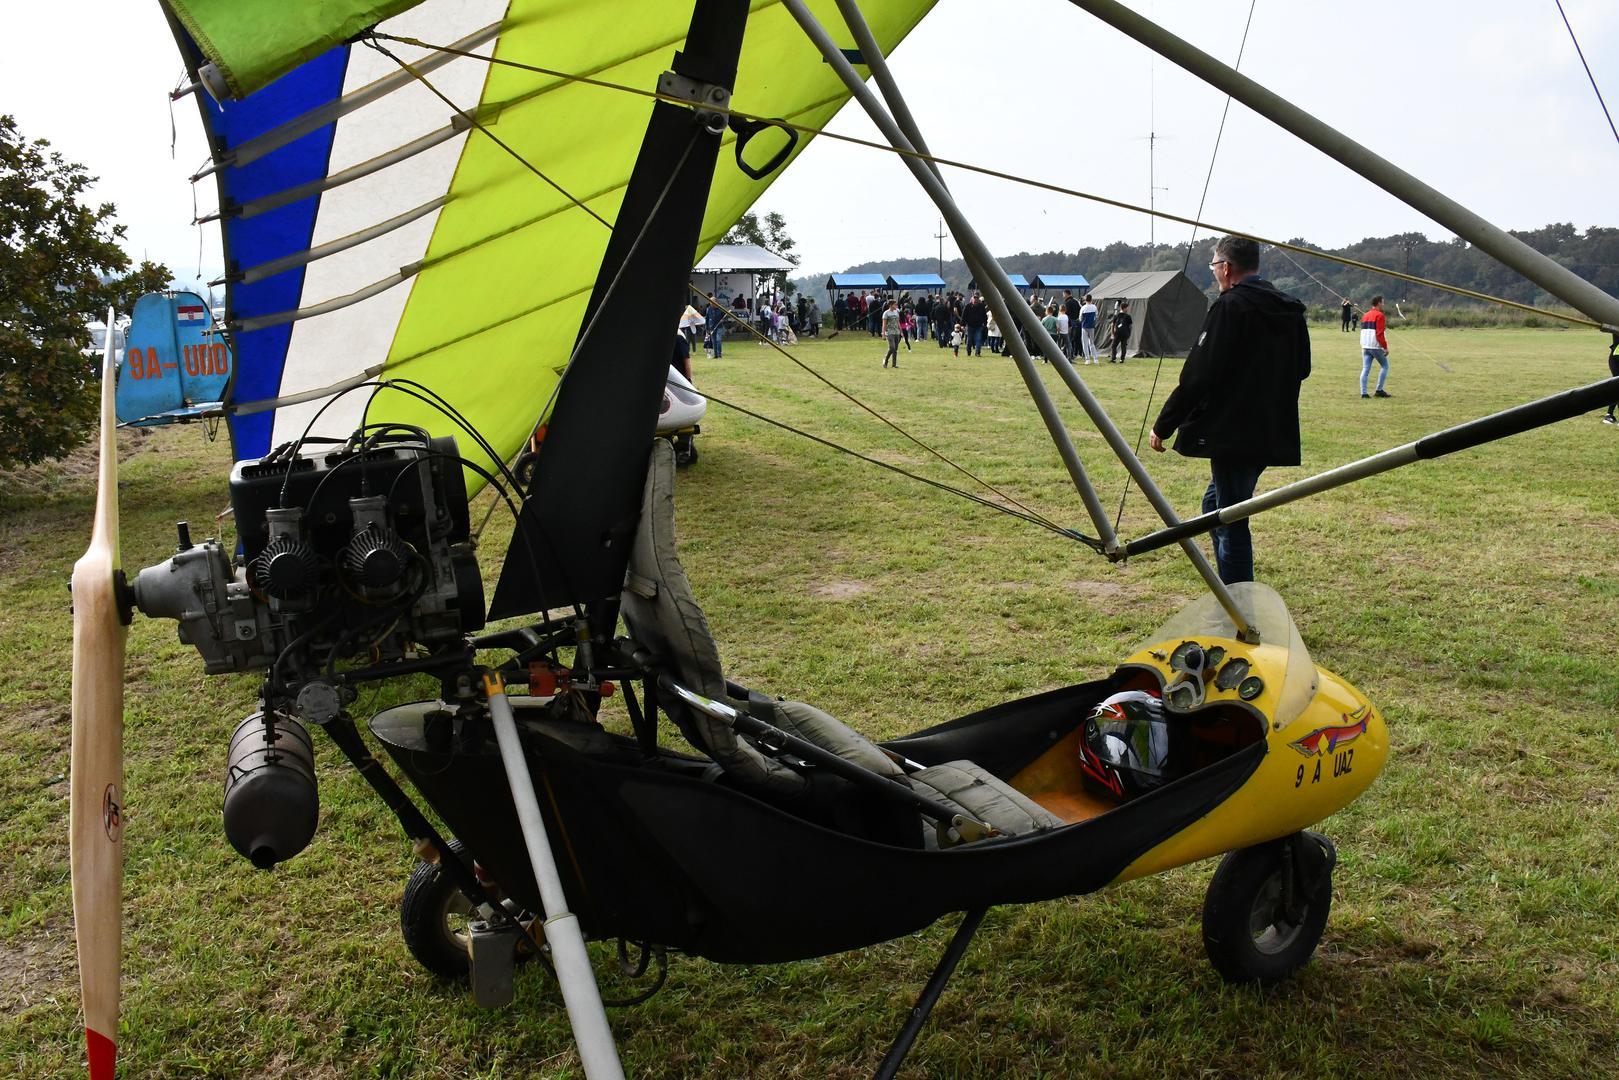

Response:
(1201, 831), (1334, 986)
(400, 840), (482, 980)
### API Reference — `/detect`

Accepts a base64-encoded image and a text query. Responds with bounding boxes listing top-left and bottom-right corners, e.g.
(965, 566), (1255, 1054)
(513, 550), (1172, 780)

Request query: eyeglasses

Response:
(1209, 259), (1229, 270)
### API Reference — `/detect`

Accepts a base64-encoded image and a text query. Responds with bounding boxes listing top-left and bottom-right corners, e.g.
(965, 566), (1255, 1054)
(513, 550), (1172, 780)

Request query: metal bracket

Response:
(468, 916), (523, 1008)
(936, 814), (998, 848)
(657, 71), (729, 136)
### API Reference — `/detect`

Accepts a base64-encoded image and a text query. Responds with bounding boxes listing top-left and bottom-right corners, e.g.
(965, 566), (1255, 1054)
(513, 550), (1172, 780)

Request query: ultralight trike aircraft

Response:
(67, 0), (1619, 1077)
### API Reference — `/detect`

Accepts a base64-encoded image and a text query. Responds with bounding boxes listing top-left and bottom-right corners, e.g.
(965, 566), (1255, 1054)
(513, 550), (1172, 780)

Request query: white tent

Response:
(692, 243), (797, 307)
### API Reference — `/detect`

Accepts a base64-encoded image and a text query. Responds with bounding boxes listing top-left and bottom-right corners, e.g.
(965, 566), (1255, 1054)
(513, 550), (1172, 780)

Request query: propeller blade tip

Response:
(87, 1027), (116, 1079)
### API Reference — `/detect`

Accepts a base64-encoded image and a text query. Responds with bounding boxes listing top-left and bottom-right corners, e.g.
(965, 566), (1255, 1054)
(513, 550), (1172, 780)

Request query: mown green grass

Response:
(3, 323), (1617, 1077)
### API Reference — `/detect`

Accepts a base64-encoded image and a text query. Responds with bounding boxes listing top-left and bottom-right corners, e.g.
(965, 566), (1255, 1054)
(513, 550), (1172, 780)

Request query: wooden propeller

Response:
(70, 309), (129, 1079)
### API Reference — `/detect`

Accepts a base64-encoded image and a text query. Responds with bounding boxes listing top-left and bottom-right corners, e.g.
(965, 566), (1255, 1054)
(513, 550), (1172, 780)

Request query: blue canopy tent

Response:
(825, 273), (889, 294)
(826, 273), (890, 331)
(1031, 273), (1091, 293)
(885, 272), (946, 294)
(968, 273), (1030, 295)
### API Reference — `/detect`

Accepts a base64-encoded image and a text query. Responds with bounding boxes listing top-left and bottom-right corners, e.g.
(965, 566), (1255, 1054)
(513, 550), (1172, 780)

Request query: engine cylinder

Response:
(223, 711), (319, 870)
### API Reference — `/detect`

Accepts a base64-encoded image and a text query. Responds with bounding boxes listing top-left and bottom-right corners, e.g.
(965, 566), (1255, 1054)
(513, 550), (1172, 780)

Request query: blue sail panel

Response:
(189, 43), (351, 457)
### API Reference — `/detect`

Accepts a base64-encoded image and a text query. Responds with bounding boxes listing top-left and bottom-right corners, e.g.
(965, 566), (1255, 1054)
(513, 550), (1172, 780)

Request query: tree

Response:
(722, 209), (800, 296)
(0, 115), (170, 468)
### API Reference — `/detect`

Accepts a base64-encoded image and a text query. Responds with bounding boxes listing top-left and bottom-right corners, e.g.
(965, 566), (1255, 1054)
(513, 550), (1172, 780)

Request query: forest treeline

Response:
(795, 223), (1619, 319)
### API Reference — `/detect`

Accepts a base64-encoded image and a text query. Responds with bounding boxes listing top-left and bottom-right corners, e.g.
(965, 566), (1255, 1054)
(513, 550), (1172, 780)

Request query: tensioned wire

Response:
(366, 29), (1607, 331)
(679, 278), (1075, 537)
(695, 384), (1098, 544)
(1554, 0), (1619, 153)
(1113, 0), (1257, 534)
(366, 35), (1084, 545)
(1266, 242), (1455, 374)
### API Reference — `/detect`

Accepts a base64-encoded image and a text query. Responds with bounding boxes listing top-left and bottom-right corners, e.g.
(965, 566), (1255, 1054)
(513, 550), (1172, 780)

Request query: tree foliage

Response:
(0, 114), (170, 468)
(722, 209), (800, 296)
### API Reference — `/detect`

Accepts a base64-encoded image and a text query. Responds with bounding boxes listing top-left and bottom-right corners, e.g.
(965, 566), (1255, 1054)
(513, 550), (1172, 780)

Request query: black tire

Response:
(400, 841), (476, 981)
(1201, 832), (1333, 986)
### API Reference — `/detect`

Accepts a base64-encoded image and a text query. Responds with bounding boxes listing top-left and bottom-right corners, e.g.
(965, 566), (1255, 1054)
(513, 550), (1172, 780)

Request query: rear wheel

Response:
(1201, 831), (1334, 986)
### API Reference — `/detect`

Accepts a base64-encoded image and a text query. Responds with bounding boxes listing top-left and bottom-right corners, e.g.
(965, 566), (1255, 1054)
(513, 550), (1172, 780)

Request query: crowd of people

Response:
(832, 288), (1135, 363)
(683, 292), (824, 357)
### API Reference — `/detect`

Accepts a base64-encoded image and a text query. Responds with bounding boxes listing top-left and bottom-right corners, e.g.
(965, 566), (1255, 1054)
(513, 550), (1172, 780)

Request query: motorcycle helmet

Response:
(1078, 689), (1170, 800)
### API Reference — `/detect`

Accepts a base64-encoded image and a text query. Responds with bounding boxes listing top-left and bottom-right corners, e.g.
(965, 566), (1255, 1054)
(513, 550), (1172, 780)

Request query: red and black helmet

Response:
(1078, 689), (1169, 801)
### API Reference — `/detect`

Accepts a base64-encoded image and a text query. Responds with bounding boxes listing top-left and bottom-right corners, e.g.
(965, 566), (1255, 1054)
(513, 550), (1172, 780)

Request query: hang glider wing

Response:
(164, 0), (937, 482)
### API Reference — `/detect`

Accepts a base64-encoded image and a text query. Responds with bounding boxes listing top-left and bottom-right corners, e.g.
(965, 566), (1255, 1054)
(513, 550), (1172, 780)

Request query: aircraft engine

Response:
(130, 433), (485, 867)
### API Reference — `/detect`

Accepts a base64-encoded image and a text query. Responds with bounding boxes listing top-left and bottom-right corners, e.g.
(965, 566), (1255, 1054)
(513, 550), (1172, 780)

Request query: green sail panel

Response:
(168, 0), (429, 97)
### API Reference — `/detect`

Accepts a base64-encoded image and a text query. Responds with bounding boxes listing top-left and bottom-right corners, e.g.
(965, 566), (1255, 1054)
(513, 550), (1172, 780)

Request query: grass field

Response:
(4, 323), (1618, 1078)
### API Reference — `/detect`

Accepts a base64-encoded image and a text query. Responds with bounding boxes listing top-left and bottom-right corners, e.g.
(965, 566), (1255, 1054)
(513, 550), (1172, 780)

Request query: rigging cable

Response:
(698, 387), (1100, 548)
(367, 29), (1604, 331)
(1113, 0), (1259, 534)
(1554, 0), (1619, 152)
(685, 282), (1071, 535)
(1265, 243), (1452, 373)
(368, 33), (1077, 544)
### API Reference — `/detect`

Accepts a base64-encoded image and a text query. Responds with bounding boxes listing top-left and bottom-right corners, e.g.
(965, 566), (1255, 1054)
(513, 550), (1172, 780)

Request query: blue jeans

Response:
(1202, 460), (1266, 584)
(915, 316), (929, 342)
(968, 325), (986, 354)
(1360, 348), (1388, 394)
(709, 325), (723, 358)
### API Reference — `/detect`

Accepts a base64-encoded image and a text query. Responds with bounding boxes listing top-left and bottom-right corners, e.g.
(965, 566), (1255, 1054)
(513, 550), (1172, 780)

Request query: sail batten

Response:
(165, 0), (938, 482)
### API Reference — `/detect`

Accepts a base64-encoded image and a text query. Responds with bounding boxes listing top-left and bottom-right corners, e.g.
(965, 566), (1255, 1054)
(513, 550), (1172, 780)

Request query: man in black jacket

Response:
(1148, 236), (1310, 584)
(932, 295), (952, 347)
(962, 293), (989, 355)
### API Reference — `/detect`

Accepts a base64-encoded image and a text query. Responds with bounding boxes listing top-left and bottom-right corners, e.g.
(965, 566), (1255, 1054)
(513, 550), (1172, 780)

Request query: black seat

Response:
(620, 441), (1061, 844)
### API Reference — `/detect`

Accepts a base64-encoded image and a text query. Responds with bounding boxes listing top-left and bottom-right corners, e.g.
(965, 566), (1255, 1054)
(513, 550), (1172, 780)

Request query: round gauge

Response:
(1169, 640), (1203, 671)
(1204, 646), (1226, 669)
(1237, 675), (1265, 701)
(1166, 682), (1199, 711)
(1215, 657), (1250, 691)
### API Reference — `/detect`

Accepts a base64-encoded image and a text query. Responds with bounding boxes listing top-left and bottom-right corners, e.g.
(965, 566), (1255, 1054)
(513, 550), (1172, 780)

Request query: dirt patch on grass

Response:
(0, 427), (152, 502)
(811, 580), (873, 600)
(1069, 578), (1145, 604)
(1375, 511), (1418, 528)
(0, 920), (75, 1017)
(10, 703), (66, 735)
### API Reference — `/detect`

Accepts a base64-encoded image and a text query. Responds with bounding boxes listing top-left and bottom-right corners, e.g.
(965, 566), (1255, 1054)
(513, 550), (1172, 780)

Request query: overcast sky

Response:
(3, 1), (1615, 287)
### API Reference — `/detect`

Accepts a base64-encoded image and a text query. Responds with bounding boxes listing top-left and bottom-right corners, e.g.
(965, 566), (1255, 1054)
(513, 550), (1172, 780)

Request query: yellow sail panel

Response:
(377, 0), (936, 477)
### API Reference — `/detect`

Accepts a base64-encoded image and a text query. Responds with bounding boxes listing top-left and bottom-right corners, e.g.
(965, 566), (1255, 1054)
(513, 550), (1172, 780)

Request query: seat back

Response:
(620, 440), (806, 796)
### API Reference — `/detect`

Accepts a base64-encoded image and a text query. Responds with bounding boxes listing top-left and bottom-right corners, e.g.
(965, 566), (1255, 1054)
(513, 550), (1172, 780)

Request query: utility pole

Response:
(1143, 133), (1171, 271)
(933, 217), (948, 277)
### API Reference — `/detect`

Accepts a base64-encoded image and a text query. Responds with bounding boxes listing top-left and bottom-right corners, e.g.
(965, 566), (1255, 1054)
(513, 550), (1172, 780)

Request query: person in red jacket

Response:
(1359, 295), (1391, 398)
(1149, 236), (1310, 584)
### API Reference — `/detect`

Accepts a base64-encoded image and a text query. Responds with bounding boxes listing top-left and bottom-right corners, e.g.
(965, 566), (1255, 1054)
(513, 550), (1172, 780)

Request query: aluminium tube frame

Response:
(831, 0), (1117, 553)
(786, 0), (1256, 641)
(1126, 374), (1619, 558)
(1067, 0), (1619, 332)
(484, 677), (625, 1080)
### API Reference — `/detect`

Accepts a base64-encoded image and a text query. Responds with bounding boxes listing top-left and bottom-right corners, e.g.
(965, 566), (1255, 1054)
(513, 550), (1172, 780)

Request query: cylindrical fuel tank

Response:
(223, 711), (319, 869)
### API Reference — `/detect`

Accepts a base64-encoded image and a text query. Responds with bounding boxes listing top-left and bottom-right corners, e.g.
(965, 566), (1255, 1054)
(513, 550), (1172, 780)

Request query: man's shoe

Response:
(1375, 389), (1392, 398)
(1603, 414), (1617, 425)
(1361, 393), (1369, 398)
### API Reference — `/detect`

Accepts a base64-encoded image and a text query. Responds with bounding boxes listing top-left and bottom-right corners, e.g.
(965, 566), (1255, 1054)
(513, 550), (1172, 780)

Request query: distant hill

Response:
(792, 224), (1619, 313)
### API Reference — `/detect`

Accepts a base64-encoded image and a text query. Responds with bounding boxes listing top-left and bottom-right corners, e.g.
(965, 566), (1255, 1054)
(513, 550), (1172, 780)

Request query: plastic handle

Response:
(729, 116), (798, 180)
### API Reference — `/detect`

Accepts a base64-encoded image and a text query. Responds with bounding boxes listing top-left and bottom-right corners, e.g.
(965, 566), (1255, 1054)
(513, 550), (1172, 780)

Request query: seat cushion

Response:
(620, 441), (805, 796)
(909, 760), (1065, 843)
(771, 701), (905, 780)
